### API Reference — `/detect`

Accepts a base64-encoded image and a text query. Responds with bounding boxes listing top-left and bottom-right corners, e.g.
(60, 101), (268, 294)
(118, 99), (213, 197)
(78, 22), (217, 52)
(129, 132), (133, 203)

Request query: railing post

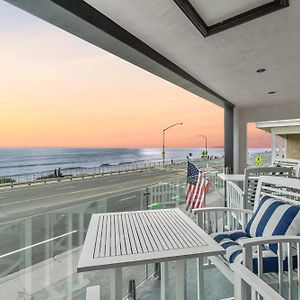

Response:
(128, 278), (136, 300)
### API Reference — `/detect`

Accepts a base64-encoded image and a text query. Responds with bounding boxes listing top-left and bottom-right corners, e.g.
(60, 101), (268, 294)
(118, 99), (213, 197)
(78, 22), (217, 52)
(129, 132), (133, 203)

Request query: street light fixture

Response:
(198, 135), (208, 158)
(162, 122), (183, 166)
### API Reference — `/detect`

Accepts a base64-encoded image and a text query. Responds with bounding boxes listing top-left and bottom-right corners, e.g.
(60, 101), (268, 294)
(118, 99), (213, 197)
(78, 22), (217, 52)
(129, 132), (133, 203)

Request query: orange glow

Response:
(0, 2), (268, 149)
(248, 123), (271, 148)
(0, 5), (224, 149)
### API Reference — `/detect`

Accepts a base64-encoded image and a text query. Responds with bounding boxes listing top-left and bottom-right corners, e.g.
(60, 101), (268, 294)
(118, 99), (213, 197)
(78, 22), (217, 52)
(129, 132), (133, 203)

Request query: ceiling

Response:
(189, 0), (271, 26)
(85, 0), (299, 108)
(4, 0), (300, 109)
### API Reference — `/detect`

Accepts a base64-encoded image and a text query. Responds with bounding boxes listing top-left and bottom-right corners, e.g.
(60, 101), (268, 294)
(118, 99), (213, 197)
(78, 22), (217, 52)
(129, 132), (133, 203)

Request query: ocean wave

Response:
(0, 161), (77, 169)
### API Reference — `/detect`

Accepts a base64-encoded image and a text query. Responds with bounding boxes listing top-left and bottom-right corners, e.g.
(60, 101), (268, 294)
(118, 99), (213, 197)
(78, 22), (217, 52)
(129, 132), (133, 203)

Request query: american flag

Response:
(185, 160), (210, 212)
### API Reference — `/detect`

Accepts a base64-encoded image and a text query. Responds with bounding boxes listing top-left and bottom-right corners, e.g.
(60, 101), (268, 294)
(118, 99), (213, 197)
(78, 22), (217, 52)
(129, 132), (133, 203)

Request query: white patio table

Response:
(77, 208), (224, 300)
(217, 173), (245, 182)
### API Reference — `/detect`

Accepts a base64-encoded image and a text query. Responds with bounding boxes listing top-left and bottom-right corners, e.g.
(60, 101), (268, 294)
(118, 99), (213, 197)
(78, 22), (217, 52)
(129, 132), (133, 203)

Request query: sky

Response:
(0, 2), (270, 148)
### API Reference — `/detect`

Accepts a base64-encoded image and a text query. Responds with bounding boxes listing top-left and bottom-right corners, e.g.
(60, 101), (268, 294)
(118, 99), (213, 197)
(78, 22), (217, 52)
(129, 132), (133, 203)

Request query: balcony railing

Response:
(0, 157), (224, 185)
(0, 169), (227, 299)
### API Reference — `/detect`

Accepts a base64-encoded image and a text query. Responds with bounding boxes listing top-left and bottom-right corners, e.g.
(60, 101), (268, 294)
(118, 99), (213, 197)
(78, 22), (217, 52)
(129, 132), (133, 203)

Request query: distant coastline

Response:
(0, 147), (271, 177)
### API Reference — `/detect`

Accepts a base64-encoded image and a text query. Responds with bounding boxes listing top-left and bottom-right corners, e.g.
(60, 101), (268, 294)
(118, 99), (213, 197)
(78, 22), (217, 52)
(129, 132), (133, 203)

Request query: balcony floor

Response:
(0, 246), (233, 299)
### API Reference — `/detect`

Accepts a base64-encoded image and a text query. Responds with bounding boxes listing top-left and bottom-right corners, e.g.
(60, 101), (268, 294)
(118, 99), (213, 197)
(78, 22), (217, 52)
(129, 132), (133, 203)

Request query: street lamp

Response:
(162, 122), (183, 166)
(198, 135), (208, 158)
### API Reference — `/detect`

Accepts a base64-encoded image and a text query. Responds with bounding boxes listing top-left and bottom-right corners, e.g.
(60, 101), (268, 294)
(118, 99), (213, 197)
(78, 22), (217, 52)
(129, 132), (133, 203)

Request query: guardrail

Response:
(0, 157), (224, 186)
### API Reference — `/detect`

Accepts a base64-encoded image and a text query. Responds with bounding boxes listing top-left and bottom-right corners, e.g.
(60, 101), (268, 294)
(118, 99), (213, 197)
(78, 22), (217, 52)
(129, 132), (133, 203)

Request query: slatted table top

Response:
(77, 208), (224, 272)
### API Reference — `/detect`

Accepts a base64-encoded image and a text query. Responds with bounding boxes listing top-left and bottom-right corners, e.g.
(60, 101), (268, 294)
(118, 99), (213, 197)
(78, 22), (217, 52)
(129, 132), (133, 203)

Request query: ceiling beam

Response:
(174, 0), (289, 37)
(4, 0), (234, 108)
(5, 0), (234, 107)
(173, 0), (208, 37)
(51, 0), (234, 107)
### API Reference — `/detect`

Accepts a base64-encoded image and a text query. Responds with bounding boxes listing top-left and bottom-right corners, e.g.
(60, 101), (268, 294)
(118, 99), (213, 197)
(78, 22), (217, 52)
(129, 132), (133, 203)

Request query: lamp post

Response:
(198, 135), (208, 158)
(162, 122), (183, 166)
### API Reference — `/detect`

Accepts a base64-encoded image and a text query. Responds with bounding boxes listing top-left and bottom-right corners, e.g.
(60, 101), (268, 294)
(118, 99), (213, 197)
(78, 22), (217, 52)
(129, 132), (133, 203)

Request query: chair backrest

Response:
(244, 167), (293, 207)
(273, 158), (300, 177)
(254, 176), (300, 210)
(226, 180), (244, 208)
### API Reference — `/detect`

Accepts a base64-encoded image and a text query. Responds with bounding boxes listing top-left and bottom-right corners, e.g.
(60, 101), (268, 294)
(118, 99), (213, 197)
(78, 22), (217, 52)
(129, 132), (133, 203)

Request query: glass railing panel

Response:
(0, 169), (225, 299)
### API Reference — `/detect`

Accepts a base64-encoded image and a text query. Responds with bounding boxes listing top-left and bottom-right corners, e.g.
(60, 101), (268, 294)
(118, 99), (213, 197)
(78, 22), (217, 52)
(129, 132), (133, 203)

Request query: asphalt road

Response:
(0, 168), (184, 223)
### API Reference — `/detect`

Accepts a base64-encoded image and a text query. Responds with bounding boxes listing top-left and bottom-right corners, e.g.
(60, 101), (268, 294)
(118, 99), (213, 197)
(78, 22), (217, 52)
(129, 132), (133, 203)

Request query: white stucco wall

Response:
(234, 102), (300, 173)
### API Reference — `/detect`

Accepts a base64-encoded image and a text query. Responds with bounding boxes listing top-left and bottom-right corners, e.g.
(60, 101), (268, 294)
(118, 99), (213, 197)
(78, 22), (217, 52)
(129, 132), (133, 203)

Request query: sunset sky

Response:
(0, 2), (270, 149)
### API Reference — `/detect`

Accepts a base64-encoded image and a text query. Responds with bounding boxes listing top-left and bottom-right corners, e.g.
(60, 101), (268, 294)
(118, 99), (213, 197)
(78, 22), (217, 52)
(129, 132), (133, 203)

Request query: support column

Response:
(284, 136), (287, 158)
(271, 131), (276, 164)
(224, 104), (234, 173)
(278, 136), (283, 160)
(233, 107), (248, 174)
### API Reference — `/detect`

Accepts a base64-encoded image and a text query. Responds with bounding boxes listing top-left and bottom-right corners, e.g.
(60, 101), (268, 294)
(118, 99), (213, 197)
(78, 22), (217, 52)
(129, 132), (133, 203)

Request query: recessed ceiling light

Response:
(257, 68), (266, 73)
(268, 91), (276, 94)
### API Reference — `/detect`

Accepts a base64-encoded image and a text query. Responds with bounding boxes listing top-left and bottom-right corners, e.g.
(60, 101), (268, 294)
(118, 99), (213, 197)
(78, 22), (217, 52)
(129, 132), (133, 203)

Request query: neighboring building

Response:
(256, 119), (300, 163)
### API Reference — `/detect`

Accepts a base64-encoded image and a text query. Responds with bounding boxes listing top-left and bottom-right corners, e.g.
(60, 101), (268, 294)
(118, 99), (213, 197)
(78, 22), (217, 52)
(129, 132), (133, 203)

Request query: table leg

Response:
(176, 259), (187, 300)
(161, 262), (168, 300)
(197, 257), (204, 300)
(110, 267), (122, 300)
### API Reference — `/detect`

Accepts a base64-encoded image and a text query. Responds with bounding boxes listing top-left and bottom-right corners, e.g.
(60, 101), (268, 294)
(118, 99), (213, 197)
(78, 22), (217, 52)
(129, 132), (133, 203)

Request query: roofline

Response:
(256, 118), (300, 129)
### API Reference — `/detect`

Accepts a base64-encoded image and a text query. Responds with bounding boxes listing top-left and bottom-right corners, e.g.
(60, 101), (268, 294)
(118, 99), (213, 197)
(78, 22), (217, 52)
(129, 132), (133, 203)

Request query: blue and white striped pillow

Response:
(245, 195), (300, 256)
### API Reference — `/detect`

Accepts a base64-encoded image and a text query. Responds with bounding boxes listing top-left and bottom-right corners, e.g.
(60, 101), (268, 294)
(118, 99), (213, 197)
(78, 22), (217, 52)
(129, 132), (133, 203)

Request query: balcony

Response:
(0, 165), (230, 299)
(2, 0), (300, 299)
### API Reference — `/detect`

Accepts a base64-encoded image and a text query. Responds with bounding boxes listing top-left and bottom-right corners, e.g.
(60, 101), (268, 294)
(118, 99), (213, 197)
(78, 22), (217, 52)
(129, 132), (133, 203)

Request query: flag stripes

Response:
(185, 160), (210, 212)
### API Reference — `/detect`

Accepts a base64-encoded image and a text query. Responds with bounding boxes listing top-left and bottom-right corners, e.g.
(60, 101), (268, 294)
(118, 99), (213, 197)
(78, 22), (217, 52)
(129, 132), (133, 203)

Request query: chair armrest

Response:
(238, 235), (300, 275)
(193, 207), (253, 215)
(238, 235), (300, 247)
(231, 263), (285, 300)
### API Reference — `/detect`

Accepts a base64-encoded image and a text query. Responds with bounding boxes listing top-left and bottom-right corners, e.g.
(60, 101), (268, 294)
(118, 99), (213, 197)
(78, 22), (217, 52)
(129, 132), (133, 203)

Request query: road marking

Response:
(0, 192), (73, 206)
(0, 230), (77, 259)
(70, 187), (102, 194)
(119, 195), (136, 202)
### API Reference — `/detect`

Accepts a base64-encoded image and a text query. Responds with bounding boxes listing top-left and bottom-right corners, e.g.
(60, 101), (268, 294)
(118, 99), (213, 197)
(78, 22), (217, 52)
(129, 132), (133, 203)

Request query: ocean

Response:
(0, 148), (270, 177)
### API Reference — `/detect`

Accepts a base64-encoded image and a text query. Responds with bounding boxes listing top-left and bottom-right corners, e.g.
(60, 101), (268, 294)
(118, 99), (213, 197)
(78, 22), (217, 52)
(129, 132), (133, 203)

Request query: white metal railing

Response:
(231, 263), (284, 300)
(0, 157), (224, 185)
